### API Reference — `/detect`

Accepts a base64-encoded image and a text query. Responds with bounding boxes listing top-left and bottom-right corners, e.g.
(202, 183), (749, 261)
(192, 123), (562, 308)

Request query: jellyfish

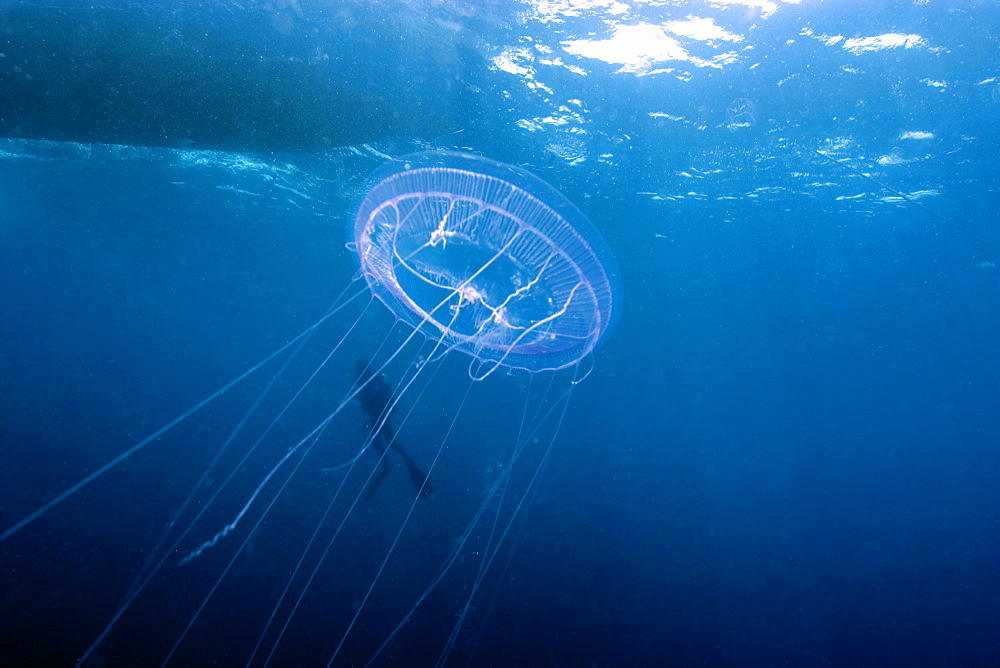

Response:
(0, 151), (621, 665)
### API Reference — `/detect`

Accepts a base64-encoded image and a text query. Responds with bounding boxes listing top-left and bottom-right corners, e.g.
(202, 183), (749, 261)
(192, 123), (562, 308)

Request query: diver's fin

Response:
(392, 444), (433, 496)
(364, 460), (393, 502)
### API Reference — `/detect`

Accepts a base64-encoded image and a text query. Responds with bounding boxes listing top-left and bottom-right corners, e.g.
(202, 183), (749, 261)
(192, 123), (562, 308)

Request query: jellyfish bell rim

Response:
(348, 151), (622, 373)
(346, 151), (622, 372)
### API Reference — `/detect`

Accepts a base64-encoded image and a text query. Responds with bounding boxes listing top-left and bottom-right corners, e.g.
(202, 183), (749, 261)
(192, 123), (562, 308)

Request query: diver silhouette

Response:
(355, 360), (434, 501)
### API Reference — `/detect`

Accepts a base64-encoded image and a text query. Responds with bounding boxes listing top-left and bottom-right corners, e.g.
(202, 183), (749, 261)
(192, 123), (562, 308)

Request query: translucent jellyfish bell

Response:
(353, 151), (620, 375)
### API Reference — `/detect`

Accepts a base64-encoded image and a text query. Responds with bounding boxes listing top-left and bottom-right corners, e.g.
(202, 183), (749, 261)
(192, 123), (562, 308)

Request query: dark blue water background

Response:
(1, 1), (998, 665)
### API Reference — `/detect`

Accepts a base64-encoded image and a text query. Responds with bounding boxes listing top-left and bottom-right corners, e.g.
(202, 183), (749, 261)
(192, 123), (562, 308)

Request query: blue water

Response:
(2, 1), (998, 666)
